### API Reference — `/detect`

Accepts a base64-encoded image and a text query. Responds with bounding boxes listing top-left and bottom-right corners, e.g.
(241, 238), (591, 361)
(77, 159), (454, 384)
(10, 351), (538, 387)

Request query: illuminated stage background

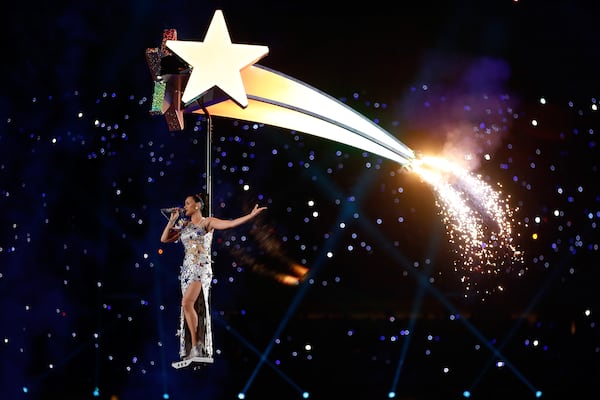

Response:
(2, 1), (599, 399)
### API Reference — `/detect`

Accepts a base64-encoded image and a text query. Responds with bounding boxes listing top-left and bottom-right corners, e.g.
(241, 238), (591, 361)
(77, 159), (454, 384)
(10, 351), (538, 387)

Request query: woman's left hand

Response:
(251, 204), (267, 216)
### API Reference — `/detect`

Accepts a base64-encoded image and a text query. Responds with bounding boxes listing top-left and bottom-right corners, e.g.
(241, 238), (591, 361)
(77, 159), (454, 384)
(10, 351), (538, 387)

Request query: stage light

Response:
(93, 387), (100, 397)
(302, 392), (310, 398)
(387, 391), (396, 398)
(535, 390), (543, 398)
(462, 390), (471, 398)
(237, 393), (245, 399)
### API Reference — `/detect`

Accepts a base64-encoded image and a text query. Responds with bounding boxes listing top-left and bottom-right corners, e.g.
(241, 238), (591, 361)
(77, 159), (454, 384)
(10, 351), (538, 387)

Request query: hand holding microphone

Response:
(160, 207), (184, 220)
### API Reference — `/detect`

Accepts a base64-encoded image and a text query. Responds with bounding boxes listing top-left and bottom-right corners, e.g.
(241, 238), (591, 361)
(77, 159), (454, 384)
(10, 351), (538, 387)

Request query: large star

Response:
(166, 10), (269, 108)
(149, 10), (415, 165)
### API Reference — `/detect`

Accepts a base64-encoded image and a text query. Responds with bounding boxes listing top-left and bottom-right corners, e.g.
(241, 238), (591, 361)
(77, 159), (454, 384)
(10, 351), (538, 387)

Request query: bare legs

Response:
(182, 280), (202, 348)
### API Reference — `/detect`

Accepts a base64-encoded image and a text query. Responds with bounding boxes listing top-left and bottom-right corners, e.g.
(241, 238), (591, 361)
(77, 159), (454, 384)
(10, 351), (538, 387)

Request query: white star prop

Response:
(156, 9), (415, 166)
(166, 10), (269, 107)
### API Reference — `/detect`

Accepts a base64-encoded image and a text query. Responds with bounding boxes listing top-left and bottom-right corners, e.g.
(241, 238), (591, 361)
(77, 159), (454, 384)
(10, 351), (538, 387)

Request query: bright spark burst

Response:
(409, 155), (525, 298)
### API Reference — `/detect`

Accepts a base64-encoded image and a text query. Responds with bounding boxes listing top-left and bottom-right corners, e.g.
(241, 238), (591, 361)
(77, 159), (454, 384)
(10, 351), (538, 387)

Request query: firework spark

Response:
(409, 155), (525, 297)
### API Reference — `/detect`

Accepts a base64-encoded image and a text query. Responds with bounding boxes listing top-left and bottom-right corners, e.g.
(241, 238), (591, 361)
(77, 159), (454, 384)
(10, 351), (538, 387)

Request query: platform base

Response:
(171, 356), (214, 369)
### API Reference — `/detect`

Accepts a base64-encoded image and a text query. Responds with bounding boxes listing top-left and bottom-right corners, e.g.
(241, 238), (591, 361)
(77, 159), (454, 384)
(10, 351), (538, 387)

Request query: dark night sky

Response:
(2, 1), (600, 399)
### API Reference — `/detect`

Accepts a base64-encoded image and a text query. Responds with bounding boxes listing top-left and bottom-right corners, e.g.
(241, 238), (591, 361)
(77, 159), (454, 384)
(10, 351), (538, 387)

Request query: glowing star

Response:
(149, 9), (415, 165)
(165, 10), (269, 107)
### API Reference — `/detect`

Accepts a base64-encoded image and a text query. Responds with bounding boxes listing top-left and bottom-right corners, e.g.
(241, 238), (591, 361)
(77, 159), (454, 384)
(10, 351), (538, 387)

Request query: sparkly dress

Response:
(177, 220), (214, 359)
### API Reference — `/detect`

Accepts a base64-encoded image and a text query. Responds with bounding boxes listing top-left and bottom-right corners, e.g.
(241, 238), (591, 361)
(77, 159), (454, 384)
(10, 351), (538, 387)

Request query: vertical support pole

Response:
(203, 110), (213, 217)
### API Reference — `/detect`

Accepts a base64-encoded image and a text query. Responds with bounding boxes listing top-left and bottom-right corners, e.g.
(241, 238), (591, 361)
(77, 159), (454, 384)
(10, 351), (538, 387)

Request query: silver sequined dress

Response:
(177, 221), (213, 359)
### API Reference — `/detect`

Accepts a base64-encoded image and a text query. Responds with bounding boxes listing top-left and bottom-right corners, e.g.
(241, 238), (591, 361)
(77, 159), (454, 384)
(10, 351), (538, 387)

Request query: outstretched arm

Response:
(207, 204), (267, 231)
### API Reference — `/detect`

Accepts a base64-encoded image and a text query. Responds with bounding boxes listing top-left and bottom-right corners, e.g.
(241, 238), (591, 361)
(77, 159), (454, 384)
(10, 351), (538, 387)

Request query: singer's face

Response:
(183, 196), (197, 216)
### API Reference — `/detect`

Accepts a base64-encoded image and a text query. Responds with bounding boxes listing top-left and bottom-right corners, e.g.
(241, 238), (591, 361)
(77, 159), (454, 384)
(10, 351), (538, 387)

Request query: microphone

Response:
(160, 207), (183, 214)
